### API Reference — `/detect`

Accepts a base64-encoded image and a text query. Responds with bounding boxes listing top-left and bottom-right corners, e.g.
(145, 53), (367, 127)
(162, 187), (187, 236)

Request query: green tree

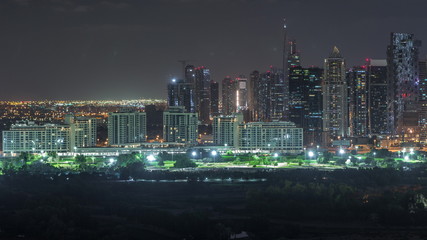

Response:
(158, 158), (165, 166)
(174, 155), (197, 168)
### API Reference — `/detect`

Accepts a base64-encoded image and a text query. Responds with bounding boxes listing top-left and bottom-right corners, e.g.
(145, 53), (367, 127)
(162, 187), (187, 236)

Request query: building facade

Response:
(387, 32), (421, 143)
(347, 66), (368, 137)
(367, 59), (389, 136)
(163, 106), (198, 144)
(3, 123), (71, 153)
(108, 112), (147, 146)
(322, 46), (348, 143)
(212, 113), (243, 147)
(238, 121), (303, 153)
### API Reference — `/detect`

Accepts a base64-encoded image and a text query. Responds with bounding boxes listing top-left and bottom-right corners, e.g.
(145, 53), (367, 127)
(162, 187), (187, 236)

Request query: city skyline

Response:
(0, 0), (427, 100)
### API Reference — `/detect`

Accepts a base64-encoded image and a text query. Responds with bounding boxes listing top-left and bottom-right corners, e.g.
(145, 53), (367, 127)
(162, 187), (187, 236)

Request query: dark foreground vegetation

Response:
(0, 168), (427, 239)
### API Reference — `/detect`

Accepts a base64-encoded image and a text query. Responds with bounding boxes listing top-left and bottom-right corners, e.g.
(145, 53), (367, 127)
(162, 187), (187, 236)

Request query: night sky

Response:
(0, 0), (426, 100)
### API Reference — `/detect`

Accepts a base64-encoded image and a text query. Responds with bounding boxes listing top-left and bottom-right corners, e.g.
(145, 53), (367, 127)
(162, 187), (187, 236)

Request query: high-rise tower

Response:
(322, 47), (348, 143)
(387, 32), (420, 143)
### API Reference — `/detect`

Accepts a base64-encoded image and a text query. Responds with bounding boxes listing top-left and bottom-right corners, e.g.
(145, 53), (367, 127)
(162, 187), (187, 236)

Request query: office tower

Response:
(108, 112), (147, 145)
(288, 65), (304, 127)
(387, 32), (421, 143)
(367, 59), (389, 136)
(194, 66), (211, 124)
(236, 76), (248, 112)
(167, 78), (195, 113)
(3, 122), (71, 153)
(238, 121), (303, 154)
(256, 67), (286, 121)
(302, 67), (323, 145)
(348, 66), (368, 137)
(282, 19), (290, 120)
(419, 59), (427, 144)
(163, 106), (198, 144)
(213, 113), (243, 147)
(210, 81), (219, 117)
(221, 76), (236, 115)
(322, 46), (348, 143)
(248, 70), (260, 121)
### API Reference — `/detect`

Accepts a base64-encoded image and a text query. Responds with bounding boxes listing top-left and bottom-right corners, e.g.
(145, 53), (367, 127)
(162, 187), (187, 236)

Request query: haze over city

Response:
(1, 0), (426, 100)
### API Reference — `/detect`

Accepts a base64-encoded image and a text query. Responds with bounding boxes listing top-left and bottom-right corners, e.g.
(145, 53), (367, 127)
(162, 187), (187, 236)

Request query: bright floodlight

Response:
(192, 151), (197, 157)
(109, 158), (115, 164)
(339, 149), (345, 154)
(404, 155), (409, 161)
(172, 78), (176, 82)
(211, 150), (217, 156)
(308, 151), (314, 158)
(273, 153), (278, 158)
(147, 154), (156, 162)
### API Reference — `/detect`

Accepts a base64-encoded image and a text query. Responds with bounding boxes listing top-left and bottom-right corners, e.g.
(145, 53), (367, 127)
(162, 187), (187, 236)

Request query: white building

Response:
(3, 123), (71, 153)
(163, 106), (198, 145)
(213, 115), (303, 154)
(213, 113), (243, 147)
(108, 112), (147, 146)
(239, 121), (303, 153)
(65, 115), (97, 148)
(3, 115), (98, 154)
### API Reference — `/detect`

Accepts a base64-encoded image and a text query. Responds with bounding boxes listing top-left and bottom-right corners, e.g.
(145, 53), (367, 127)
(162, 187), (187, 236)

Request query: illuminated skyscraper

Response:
(288, 65), (304, 127)
(302, 67), (323, 145)
(419, 59), (427, 143)
(195, 66), (211, 124)
(348, 66), (368, 137)
(221, 76), (236, 115)
(322, 46), (348, 143)
(248, 70), (260, 121)
(367, 59), (389, 135)
(236, 76), (248, 112)
(210, 81), (219, 117)
(167, 78), (195, 113)
(387, 32), (420, 143)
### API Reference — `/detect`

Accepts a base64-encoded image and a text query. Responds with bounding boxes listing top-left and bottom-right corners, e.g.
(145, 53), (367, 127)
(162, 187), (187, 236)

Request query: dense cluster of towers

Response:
(168, 29), (426, 147)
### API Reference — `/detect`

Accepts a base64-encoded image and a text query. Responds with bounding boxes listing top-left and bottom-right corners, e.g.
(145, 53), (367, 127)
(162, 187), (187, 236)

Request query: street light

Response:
(192, 151), (197, 158)
(147, 154), (156, 162)
(339, 148), (345, 155)
(308, 151), (314, 158)
(273, 153), (278, 158)
(212, 150), (217, 163)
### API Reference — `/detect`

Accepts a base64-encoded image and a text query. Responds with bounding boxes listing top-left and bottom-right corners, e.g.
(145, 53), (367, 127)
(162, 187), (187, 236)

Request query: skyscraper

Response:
(347, 66), (368, 137)
(210, 81), (219, 117)
(302, 67), (323, 145)
(387, 32), (421, 143)
(367, 59), (389, 136)
(195, 66), (211, 124)
(221, 76), (236, 115)
(322, 47), (348, 143)
(418, 59), (427, 144)
(288, 65), (304, 127)
(236, 76), (248, 112)
(167, 78), (195, 113)
(248, 70), (260, 121)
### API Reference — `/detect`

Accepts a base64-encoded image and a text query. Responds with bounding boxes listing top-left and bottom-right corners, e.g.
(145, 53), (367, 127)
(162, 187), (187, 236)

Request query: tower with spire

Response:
(322, 46), (348, 144)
